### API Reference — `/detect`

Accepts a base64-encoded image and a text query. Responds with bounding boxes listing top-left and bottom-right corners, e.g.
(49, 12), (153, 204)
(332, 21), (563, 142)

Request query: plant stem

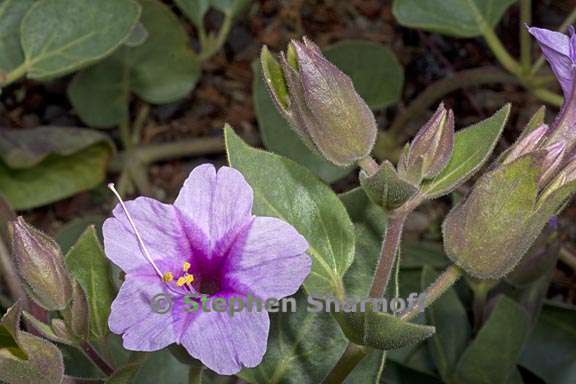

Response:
(520, 0), (532, 74)
(198, 14), (233, 61)
(531, 88), (563, 107)
(400, 264), (462, 322)
(321, 343), (369, 384)
(560, 246), (576, 271)
(480, 23), (522, 77)
(471, 280), (491, 330)
(131, 103), (150, 146)
(189, 365), (204, 384)
(0, 64), (27, 87)
(532, 7), (576, 75)
(136, 137), (226, 164)
(368, 212), (408, 298)
(79, 340), (115, 376)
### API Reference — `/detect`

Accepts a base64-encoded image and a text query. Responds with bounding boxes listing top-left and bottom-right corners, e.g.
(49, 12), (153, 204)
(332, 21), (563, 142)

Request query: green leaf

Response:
(0, 127), (113, 210)
(0, 302), (27, 360)
(107, 354), (148, 384)
(454, 296), (529, 384)
(0, 0), (35, 74)
(324, 40), (404, 109)
(239, 291), (348, 384)
(520, 303), (576, 384)
(210, 0), (251, 17)
(422, 104), (510, 199)
(421, 266), (470, 382)
(65, 226), (115, 340)
(252, 62), (352, 183)
(69, 0), (201, 128)
(21, 0), (141, 80)
(336, 309), (435, 351)
(225, 125), (355, 296)
(134, 349), (195, 384)
(392, 0), (517, 38)
(0, 303), (64, 384)
(174, 0), (210, 28)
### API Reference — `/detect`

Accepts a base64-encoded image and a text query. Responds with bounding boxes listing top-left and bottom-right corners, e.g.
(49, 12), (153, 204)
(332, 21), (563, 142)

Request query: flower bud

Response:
(398, 103), (454, 183)
(502, 124), (549, 165)
(538, 141), (567, 187)
(359, 160), (418, 211)
(61, 281), (90, 340)
(540, 154), (576, 201)
(9, 217), (72, 310)
(261, 37), (377, 166)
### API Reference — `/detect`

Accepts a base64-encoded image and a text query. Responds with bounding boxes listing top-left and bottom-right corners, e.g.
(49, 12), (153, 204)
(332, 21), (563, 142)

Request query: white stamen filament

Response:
(107, 183), (164, 279)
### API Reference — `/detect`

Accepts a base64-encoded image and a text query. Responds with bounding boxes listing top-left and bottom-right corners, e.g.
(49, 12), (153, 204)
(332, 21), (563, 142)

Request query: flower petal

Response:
(103, 197), (199, 273)
(225, 217), (311, 299)
(109, 274), (185, 351)
(180, 309), (269, 375)
(174, 164), (254, 254)
(529, 27), (574, 96)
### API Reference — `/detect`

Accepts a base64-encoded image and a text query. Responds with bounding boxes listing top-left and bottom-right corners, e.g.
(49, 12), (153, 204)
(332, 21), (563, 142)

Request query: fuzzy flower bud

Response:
(9, 217), (72, 310)
(260, 37), (377, 166)
(398, 103), (454, 183)
(503, 124), (549, 165)
(538, 141), (567, 187)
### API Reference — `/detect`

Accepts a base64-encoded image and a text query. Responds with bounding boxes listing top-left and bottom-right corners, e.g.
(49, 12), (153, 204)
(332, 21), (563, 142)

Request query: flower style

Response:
(103, 164), (311, 374)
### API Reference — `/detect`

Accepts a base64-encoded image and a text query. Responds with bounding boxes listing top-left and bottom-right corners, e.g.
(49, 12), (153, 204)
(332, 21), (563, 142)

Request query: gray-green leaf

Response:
(21, 0), (141, 80)
(0, 0), (35, 74)
(68, 0), (200, 128)
(392, 0), (517, 38)
(324, 40), (404, 109)
(0, 127), (113, 210)
(454, 296), (529, 384)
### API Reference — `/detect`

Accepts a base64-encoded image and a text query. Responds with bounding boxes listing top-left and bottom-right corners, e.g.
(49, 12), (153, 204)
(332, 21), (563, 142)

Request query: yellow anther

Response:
(182, 262), (191, 272)
(162, 272), (174, 283)
(185, 274), (194, 284)
(176, 276), (187, 287)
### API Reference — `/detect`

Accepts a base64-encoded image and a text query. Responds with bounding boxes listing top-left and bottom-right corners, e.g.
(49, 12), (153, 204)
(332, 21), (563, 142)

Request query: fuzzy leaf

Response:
(0, 303), (64, 384)
(0, 127), (113, 210)
(336, 309), (435, 351)
(423, 104), (510, 199)
(393, 0), (517, 38)
(69, 0), (200, 128)
(0, 0), (35, 74)
(21, 0), (141, 80)
(454, 296), (529, 384)
(225, 125), (355, 296)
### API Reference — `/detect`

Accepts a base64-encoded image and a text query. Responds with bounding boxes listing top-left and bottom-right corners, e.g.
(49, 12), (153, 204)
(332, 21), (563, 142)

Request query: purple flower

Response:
(529, 26), (576, 143)
(103, 164), (311, 375)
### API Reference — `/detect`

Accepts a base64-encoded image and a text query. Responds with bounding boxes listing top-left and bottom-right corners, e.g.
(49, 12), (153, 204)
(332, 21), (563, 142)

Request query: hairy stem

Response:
(136, 137), (226, 164)
(480, 22), (522, 77)
(368, 212), (408, 298)
(400, 264), (462, 321)
(560, 246), (576, 271)
(321, 343), (369, 384)
(79, 341), (115, 376)
(357, 156), (380, 176)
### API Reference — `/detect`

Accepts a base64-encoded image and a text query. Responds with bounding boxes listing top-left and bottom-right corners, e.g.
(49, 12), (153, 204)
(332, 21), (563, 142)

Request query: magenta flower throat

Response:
(102, 164), (311, 375)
